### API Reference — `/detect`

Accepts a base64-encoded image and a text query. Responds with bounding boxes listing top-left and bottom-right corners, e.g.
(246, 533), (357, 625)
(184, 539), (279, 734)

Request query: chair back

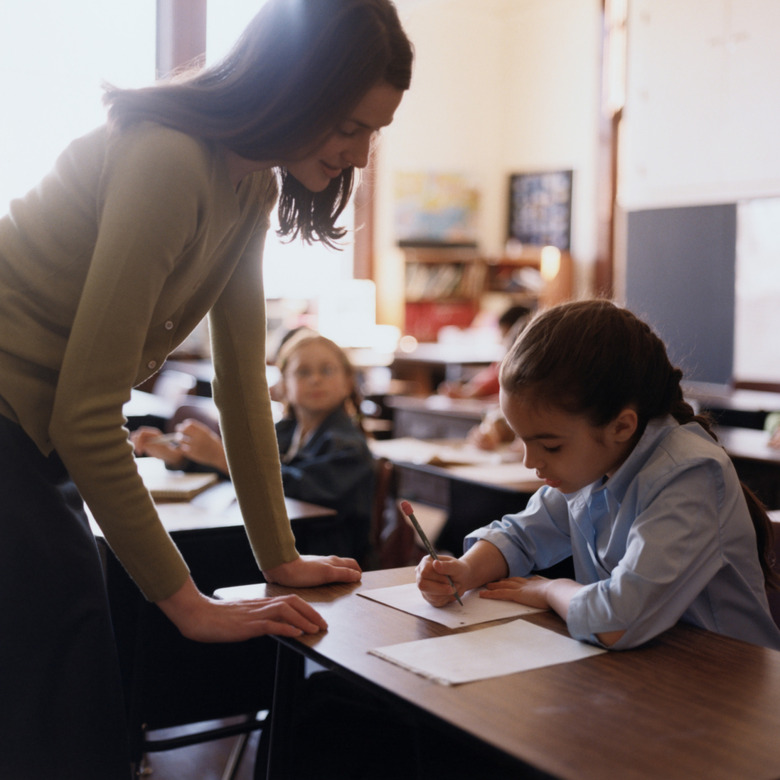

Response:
(367, 457), (422, 570)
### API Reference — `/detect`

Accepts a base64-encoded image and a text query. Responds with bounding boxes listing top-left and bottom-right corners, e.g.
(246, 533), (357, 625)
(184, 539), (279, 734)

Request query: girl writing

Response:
(417, 300), (780, 650)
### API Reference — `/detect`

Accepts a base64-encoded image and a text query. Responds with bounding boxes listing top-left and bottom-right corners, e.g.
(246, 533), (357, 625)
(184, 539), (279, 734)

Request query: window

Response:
(0, 2), (362, 339)
(207, 1), (356, 302)
(0, 2), (156, 215)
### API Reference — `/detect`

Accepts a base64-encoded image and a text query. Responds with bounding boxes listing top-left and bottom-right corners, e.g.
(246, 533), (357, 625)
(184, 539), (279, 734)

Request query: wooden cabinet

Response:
(402, 245), (573, 340)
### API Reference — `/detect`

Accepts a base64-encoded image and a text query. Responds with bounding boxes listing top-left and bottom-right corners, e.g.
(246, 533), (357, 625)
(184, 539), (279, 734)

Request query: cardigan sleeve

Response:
(209, 179), (299, 571)
(48, 128), (215, 601)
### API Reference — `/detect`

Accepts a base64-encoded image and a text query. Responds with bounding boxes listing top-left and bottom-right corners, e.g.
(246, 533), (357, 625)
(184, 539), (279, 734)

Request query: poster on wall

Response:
(394, 171), (479, 247)
(508, 170), (573, 250)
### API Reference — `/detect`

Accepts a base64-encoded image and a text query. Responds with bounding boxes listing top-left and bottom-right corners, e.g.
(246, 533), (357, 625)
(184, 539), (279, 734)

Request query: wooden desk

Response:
(370, 437), (543, 554)
(392, 342), (504, 395)
(716, 425), (780, 465)
(123, 389), (177, 430)
(385, 394), (494, 439)
(220, 566), (780, 780)
(685, 381), (780, 429)
(91, 479), (337, 561)
(715, 425), (780, 509)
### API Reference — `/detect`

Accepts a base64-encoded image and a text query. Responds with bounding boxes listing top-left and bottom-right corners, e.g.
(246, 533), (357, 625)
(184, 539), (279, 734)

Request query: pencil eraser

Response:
(400, 500), (413, 515)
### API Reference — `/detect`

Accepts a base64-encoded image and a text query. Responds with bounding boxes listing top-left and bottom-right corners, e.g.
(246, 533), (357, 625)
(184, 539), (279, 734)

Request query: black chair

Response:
(99, 528), (276, 779)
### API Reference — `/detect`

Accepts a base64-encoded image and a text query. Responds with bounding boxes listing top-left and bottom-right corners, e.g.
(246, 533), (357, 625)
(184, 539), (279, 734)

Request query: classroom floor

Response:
(135, 718), (260, 780)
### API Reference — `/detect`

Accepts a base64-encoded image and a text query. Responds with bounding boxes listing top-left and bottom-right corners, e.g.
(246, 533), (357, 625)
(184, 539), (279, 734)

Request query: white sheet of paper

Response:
(370, 618), (606, 685)
(358, 582), (543, 628)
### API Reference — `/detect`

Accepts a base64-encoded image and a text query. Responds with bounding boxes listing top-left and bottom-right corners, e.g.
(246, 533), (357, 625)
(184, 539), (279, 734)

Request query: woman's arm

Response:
(209, 188), (361, 582)
(50, 127), (210, 601)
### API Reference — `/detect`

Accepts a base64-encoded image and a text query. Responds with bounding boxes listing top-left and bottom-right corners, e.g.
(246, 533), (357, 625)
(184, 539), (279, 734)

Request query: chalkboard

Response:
(624, 204), (737, 385)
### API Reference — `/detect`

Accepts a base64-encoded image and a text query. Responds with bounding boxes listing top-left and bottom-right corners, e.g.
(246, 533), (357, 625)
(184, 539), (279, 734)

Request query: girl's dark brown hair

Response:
(500, 299), (777, 588)
(103, 0), (413, 248)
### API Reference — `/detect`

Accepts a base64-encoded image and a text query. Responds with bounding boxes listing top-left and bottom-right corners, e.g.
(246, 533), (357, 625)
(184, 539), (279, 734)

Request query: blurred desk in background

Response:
(391, 342), (504, 395)
(370, 437), (542, 554)
(685, 381), (780, 429)
(716, 424), (780, 509)
(385, 395), (494, 439)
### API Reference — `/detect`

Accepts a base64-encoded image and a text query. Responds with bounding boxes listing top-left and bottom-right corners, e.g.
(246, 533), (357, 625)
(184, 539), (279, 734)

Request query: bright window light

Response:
(206, 1), (356, 302)
(0, 1), (156, 216)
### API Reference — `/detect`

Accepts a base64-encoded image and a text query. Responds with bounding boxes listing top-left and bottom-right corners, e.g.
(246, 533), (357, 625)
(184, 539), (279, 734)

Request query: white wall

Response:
(374, 0), (603, 325)
(615, 0), (780, 383)
(618, 0), (780, 211)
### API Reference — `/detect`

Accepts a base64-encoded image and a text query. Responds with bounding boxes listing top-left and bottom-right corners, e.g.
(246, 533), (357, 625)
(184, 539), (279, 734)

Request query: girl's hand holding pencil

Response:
(402, 499), (464, 607)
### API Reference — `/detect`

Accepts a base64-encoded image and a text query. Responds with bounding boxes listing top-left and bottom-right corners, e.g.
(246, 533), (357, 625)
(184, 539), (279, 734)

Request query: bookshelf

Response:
(402, 245), (572, 341)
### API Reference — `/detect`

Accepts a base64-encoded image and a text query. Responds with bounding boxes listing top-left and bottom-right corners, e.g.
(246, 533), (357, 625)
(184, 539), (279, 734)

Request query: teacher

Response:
(0, 1), (413, 777)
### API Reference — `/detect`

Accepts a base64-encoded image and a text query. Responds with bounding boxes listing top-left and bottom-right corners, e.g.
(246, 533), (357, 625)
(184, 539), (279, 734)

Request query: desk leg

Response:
(263, 642), (304, 780)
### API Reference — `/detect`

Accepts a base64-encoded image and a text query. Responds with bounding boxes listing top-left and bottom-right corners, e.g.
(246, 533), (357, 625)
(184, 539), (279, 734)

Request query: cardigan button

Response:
(164, 320), (174, 330)
(147, 360), (157, 370)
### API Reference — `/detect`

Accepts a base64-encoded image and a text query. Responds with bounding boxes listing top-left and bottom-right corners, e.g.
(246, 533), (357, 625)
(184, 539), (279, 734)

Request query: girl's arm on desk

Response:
(417, 542), (626, 646)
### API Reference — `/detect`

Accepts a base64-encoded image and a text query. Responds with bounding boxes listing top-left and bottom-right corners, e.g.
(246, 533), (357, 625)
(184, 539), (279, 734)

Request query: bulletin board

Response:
(508, 170), (573, 250)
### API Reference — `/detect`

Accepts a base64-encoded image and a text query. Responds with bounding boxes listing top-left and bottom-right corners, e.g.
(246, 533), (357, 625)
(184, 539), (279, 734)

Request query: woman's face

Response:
(284, 82), (404, 192)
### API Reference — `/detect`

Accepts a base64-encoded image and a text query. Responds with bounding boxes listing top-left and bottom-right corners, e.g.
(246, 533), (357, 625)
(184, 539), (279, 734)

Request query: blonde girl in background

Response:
(135, 332), (375, 563)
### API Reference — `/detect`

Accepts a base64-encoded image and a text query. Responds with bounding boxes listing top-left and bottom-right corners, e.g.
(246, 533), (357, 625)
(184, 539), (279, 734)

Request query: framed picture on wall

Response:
(394, 171), (480, 247)
(508, 170), (573, 250)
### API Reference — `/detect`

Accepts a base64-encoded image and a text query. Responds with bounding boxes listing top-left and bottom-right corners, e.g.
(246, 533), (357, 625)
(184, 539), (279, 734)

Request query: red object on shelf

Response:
(404, 301), (478, 342)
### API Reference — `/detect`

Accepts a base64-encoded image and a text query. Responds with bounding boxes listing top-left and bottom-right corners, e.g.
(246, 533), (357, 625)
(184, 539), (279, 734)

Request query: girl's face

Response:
(499, 389), (637, 494)
(282, 342), (352, 421)
(284, 81), (404, 192)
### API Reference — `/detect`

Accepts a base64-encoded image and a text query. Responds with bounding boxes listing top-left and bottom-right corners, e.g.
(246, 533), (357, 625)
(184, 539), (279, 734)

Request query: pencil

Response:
(400, 499), (463, 606)
(147, 432), (183, 446)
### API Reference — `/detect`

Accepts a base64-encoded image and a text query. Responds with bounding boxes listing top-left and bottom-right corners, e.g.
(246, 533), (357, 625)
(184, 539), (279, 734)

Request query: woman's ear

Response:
(611, 407), (639, 442)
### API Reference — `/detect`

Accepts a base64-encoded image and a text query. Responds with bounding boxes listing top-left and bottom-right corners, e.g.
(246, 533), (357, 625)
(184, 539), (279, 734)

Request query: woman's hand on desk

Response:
(157, 576), (328, 641)
(263, 554), (362, 587)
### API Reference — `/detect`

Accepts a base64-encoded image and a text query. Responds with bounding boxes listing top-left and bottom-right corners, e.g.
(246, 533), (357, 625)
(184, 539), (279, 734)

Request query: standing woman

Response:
(0, 1), (413, 778)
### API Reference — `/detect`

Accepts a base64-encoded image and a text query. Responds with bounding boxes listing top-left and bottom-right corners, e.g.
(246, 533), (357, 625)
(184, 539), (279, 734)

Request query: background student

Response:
(766, 411), (780, 448)
(438, 304), (532, 399)
(134, 332), (376, 564)
(0, 1), (413, 776)
(418, 300), (780, 651)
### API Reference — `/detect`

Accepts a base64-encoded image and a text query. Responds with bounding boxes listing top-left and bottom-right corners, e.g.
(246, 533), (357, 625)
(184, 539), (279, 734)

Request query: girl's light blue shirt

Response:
(465, 416), (780, 650)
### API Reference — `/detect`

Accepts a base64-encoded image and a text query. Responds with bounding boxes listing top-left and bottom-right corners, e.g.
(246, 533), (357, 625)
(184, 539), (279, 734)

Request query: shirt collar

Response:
(596, 415), (679, 501)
